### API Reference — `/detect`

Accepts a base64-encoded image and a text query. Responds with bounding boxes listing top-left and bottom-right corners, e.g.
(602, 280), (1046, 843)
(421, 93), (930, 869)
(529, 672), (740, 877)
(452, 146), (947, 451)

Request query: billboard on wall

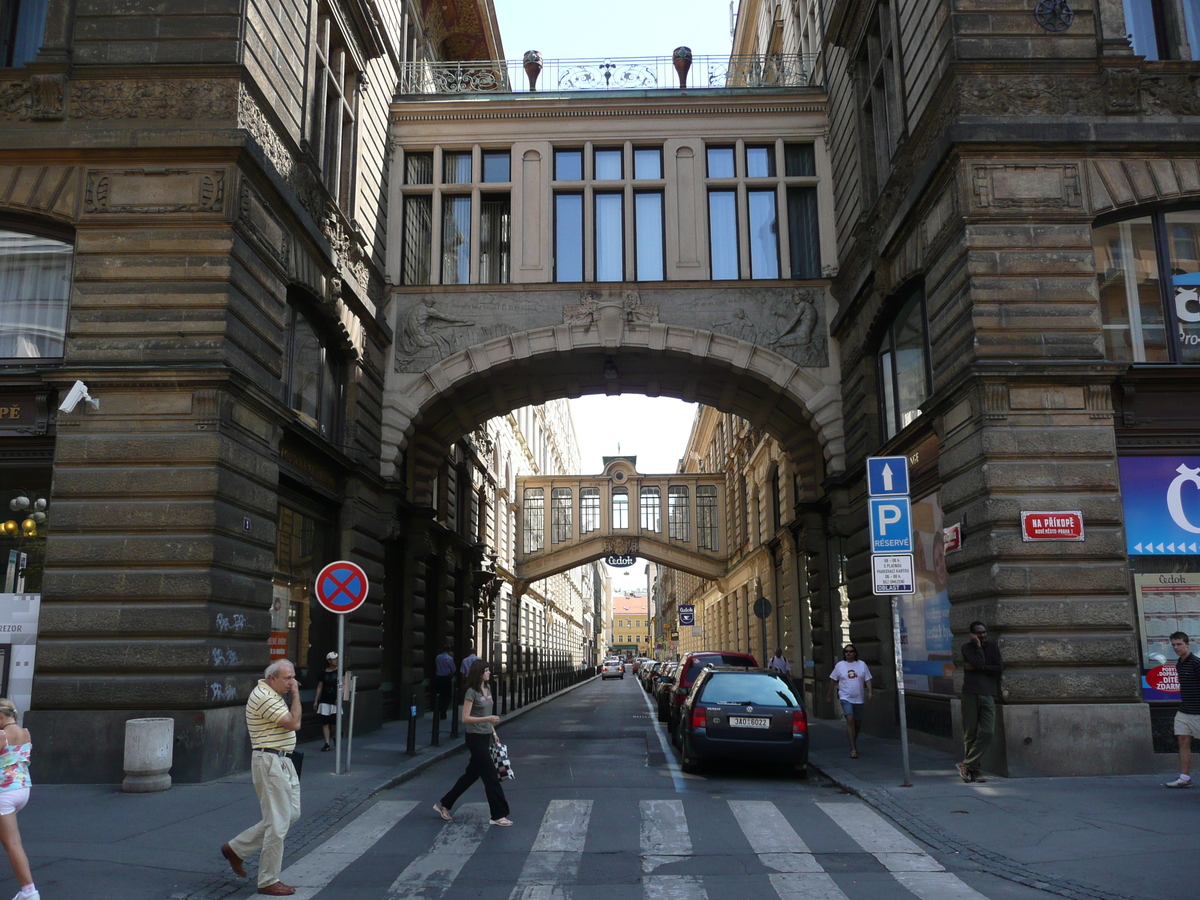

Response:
(1134, 573), (1200, 701)
(898, 495), (955, 694)
(1118, 456), (1200, 554)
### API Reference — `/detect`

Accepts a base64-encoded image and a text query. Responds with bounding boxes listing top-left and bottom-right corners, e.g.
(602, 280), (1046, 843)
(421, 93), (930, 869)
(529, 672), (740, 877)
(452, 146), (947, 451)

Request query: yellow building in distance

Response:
(610, 591), (649, 658)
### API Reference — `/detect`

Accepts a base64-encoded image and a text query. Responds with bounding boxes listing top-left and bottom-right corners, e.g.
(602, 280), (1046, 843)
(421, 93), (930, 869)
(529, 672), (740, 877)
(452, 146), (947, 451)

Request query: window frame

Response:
(875, 285), (932, 441)
(0, 223), (74, 362)
(283, 301), (345, 443)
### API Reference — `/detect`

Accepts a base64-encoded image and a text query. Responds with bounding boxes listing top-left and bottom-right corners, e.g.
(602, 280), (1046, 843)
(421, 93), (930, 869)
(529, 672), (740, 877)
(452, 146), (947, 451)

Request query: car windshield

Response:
(697, 673), (800, 707)
(685, 655), (754, 682)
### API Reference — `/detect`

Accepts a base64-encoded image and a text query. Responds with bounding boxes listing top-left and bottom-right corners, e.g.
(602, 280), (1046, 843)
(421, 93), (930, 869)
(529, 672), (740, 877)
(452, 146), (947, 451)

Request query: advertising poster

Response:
(0, 594), (40, 718)
(1134, 573), (1200, 701)
(1118, 456), (1200, 554)
(898, 494), (955, 694)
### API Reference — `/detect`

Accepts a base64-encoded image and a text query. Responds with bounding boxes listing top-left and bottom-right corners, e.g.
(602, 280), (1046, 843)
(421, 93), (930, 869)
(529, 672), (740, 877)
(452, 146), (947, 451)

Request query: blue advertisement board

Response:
(1118, 456), (1200, 554)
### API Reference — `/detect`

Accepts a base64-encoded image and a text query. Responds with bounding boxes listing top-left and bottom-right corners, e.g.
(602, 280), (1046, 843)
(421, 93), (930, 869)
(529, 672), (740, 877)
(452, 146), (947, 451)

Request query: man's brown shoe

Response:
(220, 843), (247, 877)
(257, 883), (296, 896)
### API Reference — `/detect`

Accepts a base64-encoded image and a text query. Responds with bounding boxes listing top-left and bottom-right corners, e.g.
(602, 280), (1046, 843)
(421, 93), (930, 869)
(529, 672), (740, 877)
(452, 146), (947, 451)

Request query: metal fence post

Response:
(406, 693), (418, 755)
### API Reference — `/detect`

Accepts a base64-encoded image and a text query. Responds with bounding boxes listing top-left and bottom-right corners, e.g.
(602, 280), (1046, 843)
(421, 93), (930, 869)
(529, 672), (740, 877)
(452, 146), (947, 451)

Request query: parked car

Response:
(600, 658), (624, 680)
(677, 666), (808, 777)
(653, 661), (678, 721)
(668, 651), (758, 739)
(641, 660), (663, 691)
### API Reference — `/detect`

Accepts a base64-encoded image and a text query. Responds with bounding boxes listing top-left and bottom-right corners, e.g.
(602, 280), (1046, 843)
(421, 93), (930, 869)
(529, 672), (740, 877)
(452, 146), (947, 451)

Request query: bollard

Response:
(406, 694), (418, 755)
(500, 675), (507, 715)
(450, 673), (460, 739)
(122, 717), (173, 793)
(431, 700), (440, 747)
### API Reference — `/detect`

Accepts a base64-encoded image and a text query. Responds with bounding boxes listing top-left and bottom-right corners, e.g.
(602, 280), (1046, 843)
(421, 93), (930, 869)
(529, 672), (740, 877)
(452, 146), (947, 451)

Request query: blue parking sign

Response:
(869, 497), (913, 554)
(867, 456), (909, 497)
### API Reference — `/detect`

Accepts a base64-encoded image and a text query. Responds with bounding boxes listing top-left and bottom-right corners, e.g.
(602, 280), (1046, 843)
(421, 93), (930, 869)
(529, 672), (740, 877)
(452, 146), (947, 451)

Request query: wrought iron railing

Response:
(396, 53), (821, 95)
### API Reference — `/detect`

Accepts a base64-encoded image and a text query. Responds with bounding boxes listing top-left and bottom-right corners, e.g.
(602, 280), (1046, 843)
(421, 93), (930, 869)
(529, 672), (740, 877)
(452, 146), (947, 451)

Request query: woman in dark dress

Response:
(432, 659), (511, 826)
(312, 652), (340, 751)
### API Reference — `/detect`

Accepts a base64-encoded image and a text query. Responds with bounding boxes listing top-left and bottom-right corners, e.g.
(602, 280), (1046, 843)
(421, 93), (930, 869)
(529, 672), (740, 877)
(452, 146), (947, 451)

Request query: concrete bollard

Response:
(122, 717), (173, 793)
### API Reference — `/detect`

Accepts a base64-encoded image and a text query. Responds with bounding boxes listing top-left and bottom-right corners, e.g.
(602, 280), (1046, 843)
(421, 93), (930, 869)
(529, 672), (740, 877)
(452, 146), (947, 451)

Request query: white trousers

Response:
(228, 751), (301, 888)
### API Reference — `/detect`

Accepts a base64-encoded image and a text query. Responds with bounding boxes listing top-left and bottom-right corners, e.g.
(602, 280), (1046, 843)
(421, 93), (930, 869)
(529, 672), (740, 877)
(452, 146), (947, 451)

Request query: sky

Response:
(568, 395), (699, 475)
(491, 0), (734, 60)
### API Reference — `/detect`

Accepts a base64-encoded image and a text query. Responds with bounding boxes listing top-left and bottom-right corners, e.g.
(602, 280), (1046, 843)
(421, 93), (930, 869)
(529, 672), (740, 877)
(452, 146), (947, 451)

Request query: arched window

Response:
(0, 228), (72, 359)
(284, 304), (342, 440)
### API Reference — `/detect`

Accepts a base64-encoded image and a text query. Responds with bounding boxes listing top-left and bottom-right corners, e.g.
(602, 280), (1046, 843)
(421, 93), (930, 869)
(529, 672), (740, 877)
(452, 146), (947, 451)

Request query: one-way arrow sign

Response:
(867, 456), (909, 497)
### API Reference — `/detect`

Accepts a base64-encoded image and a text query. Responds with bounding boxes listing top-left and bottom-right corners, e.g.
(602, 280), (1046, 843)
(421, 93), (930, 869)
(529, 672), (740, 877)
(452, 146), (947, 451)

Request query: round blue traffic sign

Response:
(315, 560), (369, 614)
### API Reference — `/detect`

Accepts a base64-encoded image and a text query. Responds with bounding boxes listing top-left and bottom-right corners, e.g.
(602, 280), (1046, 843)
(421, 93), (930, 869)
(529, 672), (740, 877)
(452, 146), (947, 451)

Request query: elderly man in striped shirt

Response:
(220, 660), (303, 895)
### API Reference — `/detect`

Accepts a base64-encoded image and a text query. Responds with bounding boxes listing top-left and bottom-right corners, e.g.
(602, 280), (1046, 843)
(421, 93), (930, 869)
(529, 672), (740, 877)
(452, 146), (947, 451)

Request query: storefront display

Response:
(899, 493), (954, 694)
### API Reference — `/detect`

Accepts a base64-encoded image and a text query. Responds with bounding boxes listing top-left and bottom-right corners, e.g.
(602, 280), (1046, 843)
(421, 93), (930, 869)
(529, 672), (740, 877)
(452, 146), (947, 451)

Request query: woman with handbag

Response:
(433, 659), (512, 827)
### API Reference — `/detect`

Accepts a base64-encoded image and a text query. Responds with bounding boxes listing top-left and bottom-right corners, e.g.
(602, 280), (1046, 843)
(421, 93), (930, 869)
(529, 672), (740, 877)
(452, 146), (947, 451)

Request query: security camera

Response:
(58, 380), (99, 413)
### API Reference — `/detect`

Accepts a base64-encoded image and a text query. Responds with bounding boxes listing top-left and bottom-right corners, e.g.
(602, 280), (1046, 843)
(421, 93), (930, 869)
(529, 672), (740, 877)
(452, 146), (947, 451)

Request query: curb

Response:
(174, 674), (598, 899)
(808, 755), (1149, 900)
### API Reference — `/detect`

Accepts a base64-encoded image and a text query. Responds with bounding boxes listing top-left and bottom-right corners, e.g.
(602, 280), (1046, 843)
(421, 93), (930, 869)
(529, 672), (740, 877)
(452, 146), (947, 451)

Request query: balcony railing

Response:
(396, 54), (821, 95)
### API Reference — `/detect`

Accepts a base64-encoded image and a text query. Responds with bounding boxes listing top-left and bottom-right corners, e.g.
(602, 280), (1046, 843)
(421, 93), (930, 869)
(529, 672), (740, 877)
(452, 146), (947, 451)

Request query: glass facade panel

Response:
(709, 190), (738, 280)
(634, 148), (662, 179)
(441, 195), (471, 284)
(482, 151), (510, 183)
(480, 195), (511, 284)
(707, 147), (735, 178)
(635, 192), (664, 281)
(784, 143), (816, 176)
(668, 486), (690, 542)
(0, 230), (71, 359)
(523, 488), (545, 553)
(748, 190), (779, 279)
(595, 149), (622, 180)
(555, 150), (583, 181)
(405, 152), (433, 184)
(640, 487), (661, 532)
(551, 487), (573, 543)
(595, 193), (623, 281)
(612, 487), (629, 529)
(555, 193), (584, 281)
(746, 146), (775, 177)
(697, 485), (718, 550)
(1093, 217), (1168, 362)
(402, 195), (432, 284)
(1165, 210), (1200, 361)
(787, 186), (821, 279)
(580, 487), (600, 534)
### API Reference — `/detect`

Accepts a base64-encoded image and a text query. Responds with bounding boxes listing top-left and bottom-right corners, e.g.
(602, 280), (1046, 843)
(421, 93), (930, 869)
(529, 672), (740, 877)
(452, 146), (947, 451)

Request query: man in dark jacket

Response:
(959, 620), (1002, 783)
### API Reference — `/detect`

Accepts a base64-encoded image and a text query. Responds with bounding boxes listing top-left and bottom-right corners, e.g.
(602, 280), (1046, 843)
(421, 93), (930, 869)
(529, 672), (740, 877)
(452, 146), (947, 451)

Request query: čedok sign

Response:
(1119, 456), (1200, 554)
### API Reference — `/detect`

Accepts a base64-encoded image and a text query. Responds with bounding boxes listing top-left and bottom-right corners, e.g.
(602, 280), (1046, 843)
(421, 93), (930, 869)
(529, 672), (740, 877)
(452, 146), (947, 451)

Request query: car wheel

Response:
(680, 736), (701, 774)
(656, 700), (668, 722)
(671, 724), (682, 749)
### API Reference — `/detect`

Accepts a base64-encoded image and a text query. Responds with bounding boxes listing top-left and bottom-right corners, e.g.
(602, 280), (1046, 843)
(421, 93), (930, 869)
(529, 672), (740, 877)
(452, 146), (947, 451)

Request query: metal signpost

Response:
(315, 559), (369, 776)
(753, 596), (772, 667)
(867, 456), (914, 787)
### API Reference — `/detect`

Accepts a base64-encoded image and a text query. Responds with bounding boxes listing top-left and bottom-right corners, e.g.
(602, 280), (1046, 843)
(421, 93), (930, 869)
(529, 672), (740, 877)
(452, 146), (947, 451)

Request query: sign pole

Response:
(891, 596), (912, 787)
(335, 612), (344, 776)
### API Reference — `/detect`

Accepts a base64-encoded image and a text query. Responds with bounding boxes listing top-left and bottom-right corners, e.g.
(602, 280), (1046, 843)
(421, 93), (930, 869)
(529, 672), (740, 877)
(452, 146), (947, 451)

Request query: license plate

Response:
(728, 716), (770, 729)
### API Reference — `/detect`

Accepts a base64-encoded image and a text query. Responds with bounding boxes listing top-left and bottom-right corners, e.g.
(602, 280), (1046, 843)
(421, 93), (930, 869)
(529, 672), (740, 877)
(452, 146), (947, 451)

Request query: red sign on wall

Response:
(1021, 511), (1085, 542)
(1147, 664), (1180, 694)
(268, 631), (289, 661)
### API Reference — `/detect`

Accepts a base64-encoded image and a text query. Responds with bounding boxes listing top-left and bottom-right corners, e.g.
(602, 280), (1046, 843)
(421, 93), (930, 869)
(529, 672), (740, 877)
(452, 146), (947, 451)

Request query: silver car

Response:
(600, 658), (625, 680)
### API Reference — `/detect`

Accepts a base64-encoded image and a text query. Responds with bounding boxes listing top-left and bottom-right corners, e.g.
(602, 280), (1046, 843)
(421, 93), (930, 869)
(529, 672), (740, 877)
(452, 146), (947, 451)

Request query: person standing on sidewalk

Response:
(0, 699), (37, 900)
(768, 649), (791, 674)
(828, 645), (872, 758)
(221, 660), (303, 896)
(459, 646), (479, 678)
(313, 652), (340, 752)
(433, 659), (511, 827)
(959, 620), (1003, 783)
(1165, 631), (1200, 788)
(434, 644), (455, 720)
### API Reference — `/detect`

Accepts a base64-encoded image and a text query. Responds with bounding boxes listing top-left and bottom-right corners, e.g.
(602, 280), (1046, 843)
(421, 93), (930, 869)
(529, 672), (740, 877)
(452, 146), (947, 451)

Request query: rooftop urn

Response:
(672, 46), (693, 88)
(523, 50), (543, 91)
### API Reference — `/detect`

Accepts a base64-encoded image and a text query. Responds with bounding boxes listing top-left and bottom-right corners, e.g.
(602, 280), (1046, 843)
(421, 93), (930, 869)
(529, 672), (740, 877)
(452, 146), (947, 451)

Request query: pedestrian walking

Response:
(0, 699), (37, 900)
(313, 652), (340, 752)
(959, 620), (1003, 783)
(433, 659), (511, 827)
(434, 644), (455, 720)
(1165, 631), (1200, 788)
(220, 660), (303, 896)
(768, 648), (791, 674)
(459, 646), (479, 678)
(828, 644), (872, 758)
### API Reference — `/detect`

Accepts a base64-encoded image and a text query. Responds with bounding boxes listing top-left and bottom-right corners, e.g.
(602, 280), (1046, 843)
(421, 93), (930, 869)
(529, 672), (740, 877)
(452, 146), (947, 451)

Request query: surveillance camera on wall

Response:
(58, 380), (99, 413)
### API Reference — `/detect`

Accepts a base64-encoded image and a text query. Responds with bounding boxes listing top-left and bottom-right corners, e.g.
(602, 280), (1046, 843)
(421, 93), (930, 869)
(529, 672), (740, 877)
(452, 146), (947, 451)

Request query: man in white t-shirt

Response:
(828, 644), (873, 758)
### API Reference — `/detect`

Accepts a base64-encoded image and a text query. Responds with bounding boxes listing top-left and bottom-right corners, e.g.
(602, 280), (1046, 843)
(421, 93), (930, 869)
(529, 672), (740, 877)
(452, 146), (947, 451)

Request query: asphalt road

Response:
(216, 668), (1069, 900)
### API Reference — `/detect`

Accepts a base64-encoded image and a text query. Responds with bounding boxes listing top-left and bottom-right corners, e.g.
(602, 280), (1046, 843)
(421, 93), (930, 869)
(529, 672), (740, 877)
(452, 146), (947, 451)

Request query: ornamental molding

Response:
(237, 181), (290, 270)
(84, 168), (225, 215)
(970, 163), (1082, 210)
(603, 537), (639, 557)
(0, 73), (67, 121)
(71, 78), (235, 120)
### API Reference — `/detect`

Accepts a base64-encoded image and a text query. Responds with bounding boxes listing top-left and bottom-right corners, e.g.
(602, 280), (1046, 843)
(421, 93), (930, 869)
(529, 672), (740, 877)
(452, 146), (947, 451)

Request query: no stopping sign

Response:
(315, 560), (369, 614)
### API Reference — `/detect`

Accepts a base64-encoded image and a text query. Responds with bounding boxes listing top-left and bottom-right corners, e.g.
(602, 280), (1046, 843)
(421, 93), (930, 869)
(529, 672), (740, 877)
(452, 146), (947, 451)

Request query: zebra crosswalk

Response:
(226, 794), (1012, 900)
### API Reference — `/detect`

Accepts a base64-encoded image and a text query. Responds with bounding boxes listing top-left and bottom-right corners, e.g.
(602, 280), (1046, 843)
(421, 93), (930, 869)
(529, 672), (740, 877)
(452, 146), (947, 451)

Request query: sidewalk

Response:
(16, 676), (597, 900)
(807, 716), (1196, 900)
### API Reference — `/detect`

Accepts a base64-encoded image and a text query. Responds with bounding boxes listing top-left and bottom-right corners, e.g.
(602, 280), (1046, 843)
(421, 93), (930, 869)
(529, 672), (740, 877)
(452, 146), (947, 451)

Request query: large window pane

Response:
(634, 149), (662, 179)
(580, 487), (600, 534)
(441, 195), (471, 284)
(640, 487), (661, 532)
(523, 488), (545, 553)
(483, 151), (510, 183)
(4, 0), (48, 67)
(787, 186), (821, 279)
(0, 230), (71, 358)
(697, 485), (718, 550)
(709, 190), (738, 280)
(556, 193), (583, 281)
(551, 488), (573, 543)
(402, 195), (432, 284)
(748, 190), (779, 279)
(555, 149), (582, 181)
(1093, 217), (1168, 362)
(443, 152), (471, 184)
(707, 147), (735, 178)
(785, 143), (816, 176)
(285, 307), (339, 439)
(595, 193), (624, 281)
(746, 146), (775, 177)
(405, 152), (433, 184)
(879, 347), (897, 438)
(635, 192), (664, 281)
(612, 487), (629, 529)
(595, 149), (622, 180)
(480, 195), (510, 284)
(893, 293), (929, 431)
(668, 486), (690, 541)
(1123, 0), (1161, 59)
(1166, 210), (1200, 362)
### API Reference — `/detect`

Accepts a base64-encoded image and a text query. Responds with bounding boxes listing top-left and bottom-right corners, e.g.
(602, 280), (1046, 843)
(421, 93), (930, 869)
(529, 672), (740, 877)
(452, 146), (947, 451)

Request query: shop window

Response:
(0, 470), (51, 593)
(1124, 0), (1200, 58)
(0, 0), (47, 67)
(274, 501), (336, 674)
(640, 486), (661, 532)
(668, 486), (691, 541)
(551, 487), (573, 543)
(0, 228), (71, 360)
(697, 485), (718, 550)
(877, 287), (931, 440)
(1094, 210), (1200, 362)
(284, 304), (342, 440)
(310, 9), (360, 211)
(522, 487), (544, 553)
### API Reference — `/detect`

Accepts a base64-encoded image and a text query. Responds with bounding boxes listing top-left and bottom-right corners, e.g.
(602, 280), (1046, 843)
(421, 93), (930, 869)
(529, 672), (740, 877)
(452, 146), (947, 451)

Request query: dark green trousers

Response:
(962, 692), (996, 772)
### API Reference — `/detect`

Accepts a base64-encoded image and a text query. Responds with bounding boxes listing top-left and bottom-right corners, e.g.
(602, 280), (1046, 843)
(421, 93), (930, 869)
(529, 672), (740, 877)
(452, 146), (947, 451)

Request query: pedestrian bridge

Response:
(514, 457), (727, 590)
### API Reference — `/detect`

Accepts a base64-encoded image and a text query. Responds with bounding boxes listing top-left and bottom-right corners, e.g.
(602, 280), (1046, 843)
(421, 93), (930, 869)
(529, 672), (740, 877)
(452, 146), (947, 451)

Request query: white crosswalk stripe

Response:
(728, 799), (824, 873)
(643, 876), (707, 900)
(508, 799), (593, 900)
(639, 798), (690, 873)
(237, 800), (416, 900)
(387, 802), (490, 899)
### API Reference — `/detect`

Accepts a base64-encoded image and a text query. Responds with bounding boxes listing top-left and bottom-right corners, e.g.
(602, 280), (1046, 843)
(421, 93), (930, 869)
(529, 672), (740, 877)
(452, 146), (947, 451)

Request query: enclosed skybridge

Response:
(514, 457), (727, 591)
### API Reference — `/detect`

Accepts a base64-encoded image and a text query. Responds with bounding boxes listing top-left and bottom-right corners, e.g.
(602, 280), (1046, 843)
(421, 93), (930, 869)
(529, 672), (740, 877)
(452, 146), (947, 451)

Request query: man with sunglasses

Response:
(959, 620), (1003, 783)
(828, 644), (873, 758)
